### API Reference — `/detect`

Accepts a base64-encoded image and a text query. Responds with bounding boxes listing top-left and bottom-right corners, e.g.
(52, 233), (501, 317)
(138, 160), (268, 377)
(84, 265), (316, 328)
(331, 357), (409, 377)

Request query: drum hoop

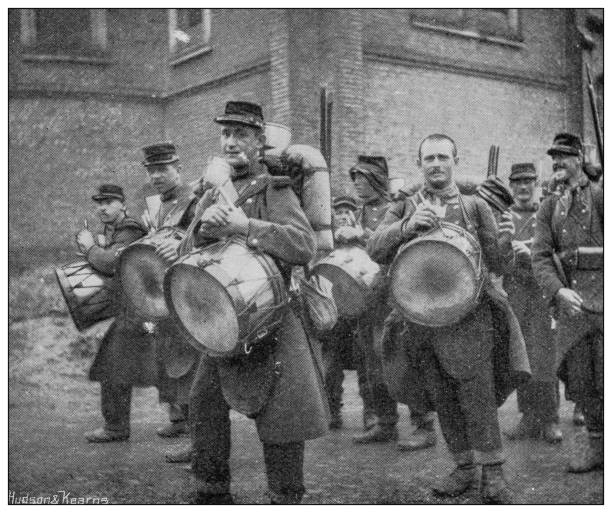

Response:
(312, 261), (372, 295)
(55, 267), (87, 331)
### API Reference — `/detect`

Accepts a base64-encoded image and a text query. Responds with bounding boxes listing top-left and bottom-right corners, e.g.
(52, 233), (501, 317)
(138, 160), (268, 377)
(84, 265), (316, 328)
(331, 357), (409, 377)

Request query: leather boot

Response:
(432, 464), (479, 497)
(352, 424), (398, 444)
(362, 409), (378, 432)
(573, 405), (586, 426)
(397, 423), (437, 451)
(157, 420), (188, 438)
(568, 431), (603, 473)
(85, 427), (129, 443)
(329, 410), (343, 430)
(504, 414), (538, 440)
(192, 492), (234, 505)
(481, 464), (513, 504)
(541, 421), (563, 444)
(165, 444), (194, 463)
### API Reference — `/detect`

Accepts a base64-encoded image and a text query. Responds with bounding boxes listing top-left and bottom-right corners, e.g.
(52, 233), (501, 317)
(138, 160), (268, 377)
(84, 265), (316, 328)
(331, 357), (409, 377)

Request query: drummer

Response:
(139, 142), (200, 460)
(188, 101), (328, 504)
(319, 195), (376, 431)
(78, 184), (149, 442)
(367, 134), (517, 503)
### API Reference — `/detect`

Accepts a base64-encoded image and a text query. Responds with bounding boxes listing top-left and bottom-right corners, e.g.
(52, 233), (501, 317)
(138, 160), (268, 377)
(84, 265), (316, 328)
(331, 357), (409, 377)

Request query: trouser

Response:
(356, 318), (398, 426)
(190, 358), (305, 502)
(168, 403), (189, 423)
(100, 381), (132, 432)
(516, 380), (559, 424)
(562, 333), (603, 433)
(420, 343), (503, 465)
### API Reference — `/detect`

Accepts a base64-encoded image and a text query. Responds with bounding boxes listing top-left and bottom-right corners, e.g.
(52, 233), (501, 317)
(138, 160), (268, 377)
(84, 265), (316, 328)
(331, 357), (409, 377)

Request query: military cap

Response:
(142, 141), (179, 167)
(349, 155), (389, 180)
(547, 132), (583, 157)
(477, 176), (514, 213)
(215, 101), (265, 129)
(509, 163), (537, 181)
(332, 195), (358, 211)
(92, 183), (125, 202)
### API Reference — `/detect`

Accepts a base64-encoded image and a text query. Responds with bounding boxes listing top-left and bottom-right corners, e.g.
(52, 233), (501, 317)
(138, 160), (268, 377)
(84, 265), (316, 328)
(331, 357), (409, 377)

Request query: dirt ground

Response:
(9, 315), (603, 505)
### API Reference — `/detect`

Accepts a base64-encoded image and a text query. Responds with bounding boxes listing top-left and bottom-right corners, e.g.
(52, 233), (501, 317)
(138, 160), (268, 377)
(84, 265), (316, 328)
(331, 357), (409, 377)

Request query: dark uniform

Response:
(321, 195), (375, 430)
(189, 102), (328, 504)
(503, 163), (560, 440)
(532, 133), (603, 472)
(87, 185), (151, 439)
(368, 178), (515, 502)
(141, 143), (200, 435)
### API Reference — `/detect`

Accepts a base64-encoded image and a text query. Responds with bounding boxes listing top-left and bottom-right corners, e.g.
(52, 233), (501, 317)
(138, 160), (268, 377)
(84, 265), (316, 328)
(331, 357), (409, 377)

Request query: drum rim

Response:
(55, 266), (88, 331)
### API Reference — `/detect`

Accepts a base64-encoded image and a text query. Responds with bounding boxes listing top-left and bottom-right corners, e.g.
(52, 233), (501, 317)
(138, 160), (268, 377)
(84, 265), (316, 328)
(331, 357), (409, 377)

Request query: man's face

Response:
(353, 173), (379, 202)
(147, 163), (181, 194)
(418, 139), (458, 188)
(509, 178), (537, 204)
(95, 198), (124, 225)
(220, 123), (265, 169)
(550, 152), (582, 184)
(333, 206), (354, 228)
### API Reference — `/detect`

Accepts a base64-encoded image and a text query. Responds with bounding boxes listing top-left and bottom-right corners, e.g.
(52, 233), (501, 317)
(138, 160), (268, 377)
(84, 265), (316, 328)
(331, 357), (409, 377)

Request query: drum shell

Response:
(165, 237), (288, 358)
(389, 223), (483, 327)
(55, 260), (116, 331)
(117, 227), (185, 321)
(312, 246), (381, 319)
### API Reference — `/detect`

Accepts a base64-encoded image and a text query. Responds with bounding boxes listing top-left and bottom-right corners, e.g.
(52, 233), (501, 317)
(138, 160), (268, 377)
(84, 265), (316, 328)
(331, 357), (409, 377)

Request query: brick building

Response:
(8, 8), (603, 266)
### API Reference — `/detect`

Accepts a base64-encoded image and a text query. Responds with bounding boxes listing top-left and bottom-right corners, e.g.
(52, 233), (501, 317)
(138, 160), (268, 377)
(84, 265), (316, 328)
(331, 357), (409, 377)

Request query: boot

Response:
(157, 420), (188, 438)
(85, 427), (129, 443)
(165, 444), (194, 463)
(573, 405), (586, 426)
(192, 492), (234, 505)
(352, 424), (398, 444)
(568, 431), (603, 473)
(432, 464), (479, 497)
(397, 423), (437, 451)
(504, 414), (538, 440)
(541, 421), (563, 444)
(481, 464), (513, 504)
(329, 410), (343, 430)
(362, 409), (377, 432)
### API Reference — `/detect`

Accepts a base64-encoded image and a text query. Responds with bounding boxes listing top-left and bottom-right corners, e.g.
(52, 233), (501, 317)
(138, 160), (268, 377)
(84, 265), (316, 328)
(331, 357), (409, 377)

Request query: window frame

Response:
(20, 8), (110, 63)
(168, 8), (212, 66)
(411, 8), (524, 47)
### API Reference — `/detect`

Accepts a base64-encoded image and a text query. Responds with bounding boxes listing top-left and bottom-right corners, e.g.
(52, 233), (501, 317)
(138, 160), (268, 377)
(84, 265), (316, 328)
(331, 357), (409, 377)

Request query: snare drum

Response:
(312, 246), (381, 319)
(55, 261), (116, 331)
(165, 237), (288, 358)
(389, 222), (483, 327)
(118, 227), (185, 320)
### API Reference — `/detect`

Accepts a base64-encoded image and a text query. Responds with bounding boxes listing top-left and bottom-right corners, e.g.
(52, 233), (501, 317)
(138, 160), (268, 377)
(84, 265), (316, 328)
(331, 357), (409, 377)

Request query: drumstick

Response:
(84, 219), (89, 229)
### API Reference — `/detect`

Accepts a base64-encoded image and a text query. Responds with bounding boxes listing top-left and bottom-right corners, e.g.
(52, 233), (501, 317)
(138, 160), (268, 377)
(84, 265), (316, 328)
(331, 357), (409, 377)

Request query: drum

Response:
(164, 237), (288, 358)
(55, 260), (116, 331)
(312, 246), (381, 319)
(389, 221), (484, 327)
(118, 227), (185, 320)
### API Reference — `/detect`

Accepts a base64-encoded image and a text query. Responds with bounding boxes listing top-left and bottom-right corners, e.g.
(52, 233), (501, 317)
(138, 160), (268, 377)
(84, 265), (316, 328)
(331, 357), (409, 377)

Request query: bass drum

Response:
(389, 222), (483, 327)
(117, 226), (185, 320)
(55, 260), (116, 331)
(165, 237), (288, 358)
(312, 246), (381, 319)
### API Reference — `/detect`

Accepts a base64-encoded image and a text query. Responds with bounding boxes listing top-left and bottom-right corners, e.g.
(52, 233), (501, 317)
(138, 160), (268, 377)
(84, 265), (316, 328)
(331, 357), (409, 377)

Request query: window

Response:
(169, 8), (211, 64)
(412, 9), (522, 43)
(20, 8), (108, 59)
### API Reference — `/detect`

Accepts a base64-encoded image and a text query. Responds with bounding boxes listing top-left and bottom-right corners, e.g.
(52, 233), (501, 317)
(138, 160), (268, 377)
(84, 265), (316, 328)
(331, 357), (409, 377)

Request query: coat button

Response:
(582, 209), (587, 213)
(251, 180), (257, 185)
(572, 279), (577, 285)
(246, 198), (253, 204)
(252, 238), (258, 245)
(562, 229), (567, 233)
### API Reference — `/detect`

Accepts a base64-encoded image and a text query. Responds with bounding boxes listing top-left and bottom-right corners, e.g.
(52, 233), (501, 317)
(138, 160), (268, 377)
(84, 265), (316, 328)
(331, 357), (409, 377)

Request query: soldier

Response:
(78, 184), (150, 442)
(189, 101), (328, 504)
(320, 195), (375, 430)
(139, 143), (199, 457)
(532, 133), (603, 473)
(368, 134), (516, 503)
(503, 163), (562, 443)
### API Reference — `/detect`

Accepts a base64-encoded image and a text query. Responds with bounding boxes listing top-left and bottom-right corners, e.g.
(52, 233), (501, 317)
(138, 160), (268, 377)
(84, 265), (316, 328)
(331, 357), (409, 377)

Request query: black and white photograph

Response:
(8, 7), (604, 505)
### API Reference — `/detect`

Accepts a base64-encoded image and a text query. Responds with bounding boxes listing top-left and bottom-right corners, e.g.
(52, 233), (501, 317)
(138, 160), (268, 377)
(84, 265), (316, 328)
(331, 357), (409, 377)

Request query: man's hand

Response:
(199, 204), (249, 237)
(335, 225), (363, 243)
(76, 229), (96, 253)
(556, 287), (583, 316)
(512, 240), (531, 258)
(401, 203), (438, 238)
(155, 238), (180, 263)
